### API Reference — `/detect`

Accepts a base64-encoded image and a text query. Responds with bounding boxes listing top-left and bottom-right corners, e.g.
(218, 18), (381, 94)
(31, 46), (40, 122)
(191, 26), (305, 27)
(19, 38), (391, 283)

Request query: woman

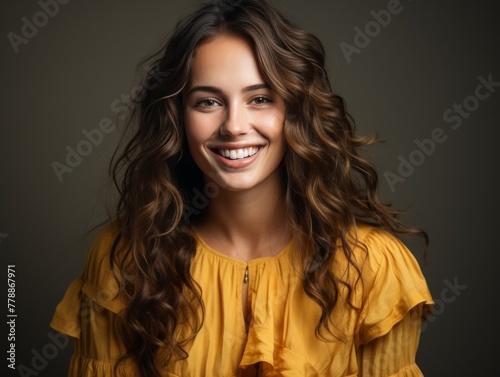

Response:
(51, 0), (434, 376)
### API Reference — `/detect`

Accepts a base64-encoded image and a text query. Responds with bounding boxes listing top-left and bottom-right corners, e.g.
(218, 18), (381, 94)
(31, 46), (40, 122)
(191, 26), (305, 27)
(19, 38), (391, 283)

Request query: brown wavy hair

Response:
(107, 0), (428, 375)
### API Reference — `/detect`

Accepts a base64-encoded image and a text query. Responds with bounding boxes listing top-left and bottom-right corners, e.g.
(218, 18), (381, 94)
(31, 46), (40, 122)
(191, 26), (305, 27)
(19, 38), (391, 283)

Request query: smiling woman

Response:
(50, 0), (434, 376)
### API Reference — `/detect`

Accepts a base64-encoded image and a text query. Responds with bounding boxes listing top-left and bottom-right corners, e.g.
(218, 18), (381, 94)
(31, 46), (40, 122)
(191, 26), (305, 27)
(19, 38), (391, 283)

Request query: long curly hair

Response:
(107, 0), (428, 375)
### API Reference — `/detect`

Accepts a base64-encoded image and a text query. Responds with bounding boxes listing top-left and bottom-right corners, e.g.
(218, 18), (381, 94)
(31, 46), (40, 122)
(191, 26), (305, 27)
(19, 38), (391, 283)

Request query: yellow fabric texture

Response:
(50, 223), (434, 376)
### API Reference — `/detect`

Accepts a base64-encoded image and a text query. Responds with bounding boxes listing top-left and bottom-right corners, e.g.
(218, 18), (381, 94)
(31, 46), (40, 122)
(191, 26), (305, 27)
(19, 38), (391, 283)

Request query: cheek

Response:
(184, 113), (212, 149)
(259, 111), (285, 144)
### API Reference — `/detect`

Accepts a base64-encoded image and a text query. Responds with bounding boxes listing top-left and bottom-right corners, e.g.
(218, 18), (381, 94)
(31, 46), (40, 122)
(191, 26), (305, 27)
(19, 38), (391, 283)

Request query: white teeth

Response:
(218, 147), (259, 160)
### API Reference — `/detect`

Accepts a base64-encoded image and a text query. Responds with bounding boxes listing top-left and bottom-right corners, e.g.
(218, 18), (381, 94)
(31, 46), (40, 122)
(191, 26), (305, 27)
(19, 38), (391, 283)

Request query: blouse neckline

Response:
(193, 231), (294, 266)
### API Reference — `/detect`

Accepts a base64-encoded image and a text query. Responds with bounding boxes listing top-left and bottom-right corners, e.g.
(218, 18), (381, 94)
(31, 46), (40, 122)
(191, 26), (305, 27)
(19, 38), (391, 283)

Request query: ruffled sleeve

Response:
(353, 226), (434, 376)
(355, 227), (434, 344)
(357, 306), (427, 376)
(50, 223), (129, 376)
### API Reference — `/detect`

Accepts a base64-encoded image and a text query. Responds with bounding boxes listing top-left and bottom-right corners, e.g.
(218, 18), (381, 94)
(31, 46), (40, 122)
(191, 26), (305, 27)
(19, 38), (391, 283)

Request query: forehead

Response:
(188, 34), (265, 87)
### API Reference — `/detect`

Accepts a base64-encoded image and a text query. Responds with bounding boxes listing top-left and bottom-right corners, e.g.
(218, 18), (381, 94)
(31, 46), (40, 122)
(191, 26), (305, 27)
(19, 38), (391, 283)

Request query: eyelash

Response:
(194, 96), (273, 108)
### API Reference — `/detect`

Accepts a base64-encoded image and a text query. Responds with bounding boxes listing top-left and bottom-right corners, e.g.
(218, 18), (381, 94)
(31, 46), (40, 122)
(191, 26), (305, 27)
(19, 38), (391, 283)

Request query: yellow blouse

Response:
(50, 223), (434, 376)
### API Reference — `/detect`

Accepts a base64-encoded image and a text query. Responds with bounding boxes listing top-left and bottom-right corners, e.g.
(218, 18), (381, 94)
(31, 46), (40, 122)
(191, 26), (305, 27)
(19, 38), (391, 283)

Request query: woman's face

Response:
(183, 34), (286, 193)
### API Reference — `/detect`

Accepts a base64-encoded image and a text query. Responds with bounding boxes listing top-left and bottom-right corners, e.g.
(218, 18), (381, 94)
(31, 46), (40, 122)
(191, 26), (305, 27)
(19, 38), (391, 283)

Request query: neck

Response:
(194, 173), (291, 260)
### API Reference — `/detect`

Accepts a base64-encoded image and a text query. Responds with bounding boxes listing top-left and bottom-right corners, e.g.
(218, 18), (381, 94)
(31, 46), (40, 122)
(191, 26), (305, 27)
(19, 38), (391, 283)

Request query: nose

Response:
(220, 103), (249, 136)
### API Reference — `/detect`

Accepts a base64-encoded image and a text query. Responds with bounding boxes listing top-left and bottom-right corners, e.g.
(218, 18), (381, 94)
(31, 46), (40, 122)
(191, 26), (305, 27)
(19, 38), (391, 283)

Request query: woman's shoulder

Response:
(346, 224), (434, 344)
(50, 222), (125, 337)
(333, 223), (430, 296)
(84, 221), (121, 267)
(79, 221), (125, 313)
(348, 223), (423, 266)
(346, 223), (430, 290)
(347, 223), (433, 339)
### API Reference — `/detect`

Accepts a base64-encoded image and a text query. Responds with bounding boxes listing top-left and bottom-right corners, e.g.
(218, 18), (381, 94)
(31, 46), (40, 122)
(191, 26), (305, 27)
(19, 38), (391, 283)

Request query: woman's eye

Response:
(251, 96), (272, 105)
(196, 99), (220, 108)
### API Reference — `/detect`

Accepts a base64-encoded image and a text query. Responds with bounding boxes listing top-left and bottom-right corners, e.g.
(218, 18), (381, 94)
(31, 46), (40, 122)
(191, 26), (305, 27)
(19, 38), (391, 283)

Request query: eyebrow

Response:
(186, 83), (270, 97)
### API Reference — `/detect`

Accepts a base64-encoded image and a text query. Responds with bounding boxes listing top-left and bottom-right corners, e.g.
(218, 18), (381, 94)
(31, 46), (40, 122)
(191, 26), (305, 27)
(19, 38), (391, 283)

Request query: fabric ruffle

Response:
(354, 227), (434, 345)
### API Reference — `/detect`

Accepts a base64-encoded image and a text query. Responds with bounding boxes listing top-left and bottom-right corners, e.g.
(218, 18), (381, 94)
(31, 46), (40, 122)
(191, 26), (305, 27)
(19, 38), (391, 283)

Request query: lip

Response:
(209, 143), (264, 150)
(210, 145), (263, 169)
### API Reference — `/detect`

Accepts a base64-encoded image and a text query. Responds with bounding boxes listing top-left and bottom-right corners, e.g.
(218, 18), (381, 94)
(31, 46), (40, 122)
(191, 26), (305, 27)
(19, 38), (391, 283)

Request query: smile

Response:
(210, 145), (264, 169)
(218, 147), (259, 160)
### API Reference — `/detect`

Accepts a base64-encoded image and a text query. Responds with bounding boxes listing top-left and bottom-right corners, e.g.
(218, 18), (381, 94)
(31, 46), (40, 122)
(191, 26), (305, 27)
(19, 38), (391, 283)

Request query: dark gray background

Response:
(1, 0), (499, 376)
